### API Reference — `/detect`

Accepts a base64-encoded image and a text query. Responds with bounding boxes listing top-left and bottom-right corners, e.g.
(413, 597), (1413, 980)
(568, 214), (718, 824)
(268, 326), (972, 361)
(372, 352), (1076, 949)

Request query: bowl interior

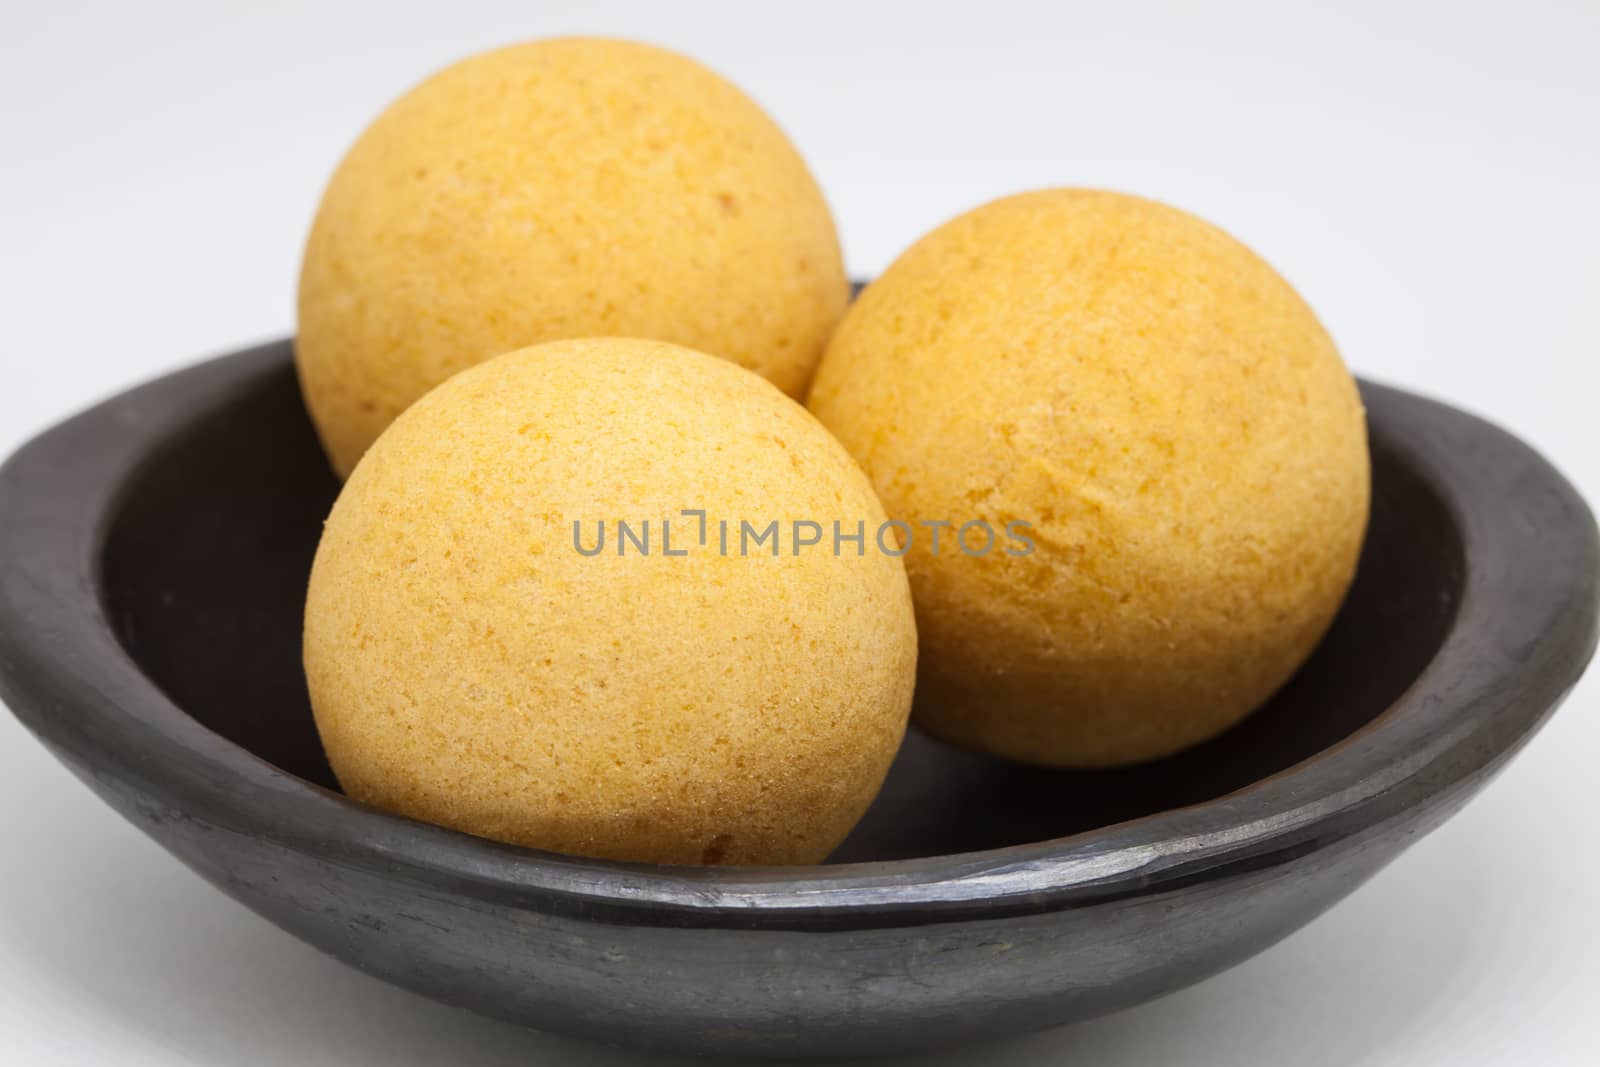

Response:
(98, 365), (1465, 864)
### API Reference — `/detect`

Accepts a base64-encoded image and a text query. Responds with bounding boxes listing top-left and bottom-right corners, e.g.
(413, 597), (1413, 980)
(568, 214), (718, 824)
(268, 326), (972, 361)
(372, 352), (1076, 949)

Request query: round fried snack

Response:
(298, 37), (848, 477)
(808, 189), (1369, 767)
(305, 339), (916, 864)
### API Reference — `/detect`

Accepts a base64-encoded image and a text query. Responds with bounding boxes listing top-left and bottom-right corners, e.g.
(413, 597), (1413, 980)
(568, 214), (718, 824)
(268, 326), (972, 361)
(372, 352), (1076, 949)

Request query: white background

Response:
(2, 1), (1596, 1063)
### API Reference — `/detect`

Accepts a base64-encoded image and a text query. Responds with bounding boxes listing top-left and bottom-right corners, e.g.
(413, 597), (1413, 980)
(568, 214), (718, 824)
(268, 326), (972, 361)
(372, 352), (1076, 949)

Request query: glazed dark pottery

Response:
(0, 341), (1595, 1057)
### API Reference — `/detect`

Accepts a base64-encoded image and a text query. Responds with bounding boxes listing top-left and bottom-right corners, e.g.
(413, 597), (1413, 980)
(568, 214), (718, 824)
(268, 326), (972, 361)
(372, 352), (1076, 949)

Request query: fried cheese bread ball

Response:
(808, 189), (1369, 767)
(298, 38), (849, 476)
(305, 339), (916, 864)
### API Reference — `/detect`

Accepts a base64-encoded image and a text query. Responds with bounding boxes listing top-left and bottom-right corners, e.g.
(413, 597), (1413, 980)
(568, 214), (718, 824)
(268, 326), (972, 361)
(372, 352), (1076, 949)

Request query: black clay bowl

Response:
(1, 341), (1596, 1058)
